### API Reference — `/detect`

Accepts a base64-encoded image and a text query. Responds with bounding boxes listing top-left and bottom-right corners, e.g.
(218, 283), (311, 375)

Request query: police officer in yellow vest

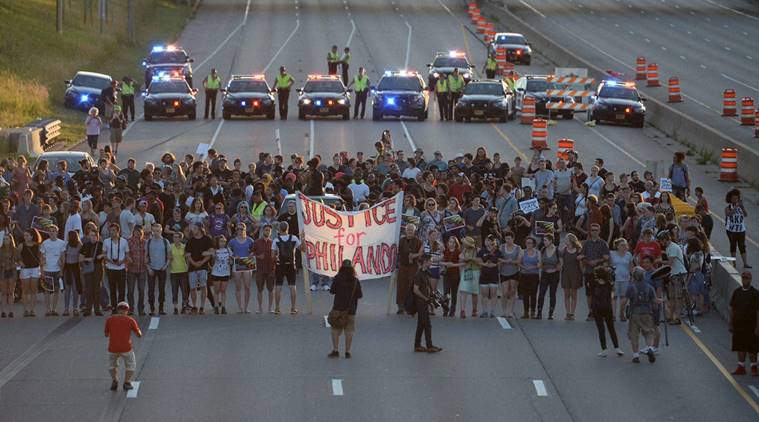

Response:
(327, 45), (341, 76)
(504, 70), (517, 91)
(447, 68), (465, 121)
(347, 66), (370, 119)
(274, 66), (295, 120)
(203, 68), (222, 119)
(341, 47), (351, 85)
(484, 52), (498, 79)
(120, 76), (137, 122)
(434, 74), (449, 121)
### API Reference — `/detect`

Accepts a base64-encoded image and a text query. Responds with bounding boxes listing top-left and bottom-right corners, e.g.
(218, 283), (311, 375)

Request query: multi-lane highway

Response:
(3, 0), (759, 421)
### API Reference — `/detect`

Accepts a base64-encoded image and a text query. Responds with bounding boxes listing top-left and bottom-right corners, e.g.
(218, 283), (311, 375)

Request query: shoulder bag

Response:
(328, 279), (358, 329)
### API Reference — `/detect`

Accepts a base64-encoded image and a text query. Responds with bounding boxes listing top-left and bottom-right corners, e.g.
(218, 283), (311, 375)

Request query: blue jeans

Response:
(127, 272), (147, 313)
(62, 263), (81, 310)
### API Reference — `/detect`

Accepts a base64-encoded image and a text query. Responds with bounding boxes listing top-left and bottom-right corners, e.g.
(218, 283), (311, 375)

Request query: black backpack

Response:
(277, 235), (296, 266)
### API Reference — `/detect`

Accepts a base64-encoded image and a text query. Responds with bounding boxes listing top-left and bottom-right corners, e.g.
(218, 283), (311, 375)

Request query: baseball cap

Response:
(742, 272), (752, 280)
(117, 301), (130, 311)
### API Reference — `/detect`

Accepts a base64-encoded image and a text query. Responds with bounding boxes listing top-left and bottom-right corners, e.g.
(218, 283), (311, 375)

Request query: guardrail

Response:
(25, 118), (61, 150)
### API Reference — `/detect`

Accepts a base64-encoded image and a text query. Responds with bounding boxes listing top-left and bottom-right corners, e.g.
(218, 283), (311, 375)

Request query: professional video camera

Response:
(429, 290), (450, 315)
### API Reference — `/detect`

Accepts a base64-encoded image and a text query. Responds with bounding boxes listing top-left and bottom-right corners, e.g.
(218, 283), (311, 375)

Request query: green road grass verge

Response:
(0, 0), (195, 148)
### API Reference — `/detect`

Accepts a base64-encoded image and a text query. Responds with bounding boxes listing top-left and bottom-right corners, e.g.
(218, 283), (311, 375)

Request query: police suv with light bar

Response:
(142, 45), (194, 88)
(222, 75), (275, 120)
(142, 77), (198, 121)
(372, 71), (429, 121)
(426, 51), (473, 88)
(489, 32), (532, 65)
(64, 71), (112, 112)
(454, 79), (516, 122)
(297, 75), (351, 120)
(587, 80), (646, 128)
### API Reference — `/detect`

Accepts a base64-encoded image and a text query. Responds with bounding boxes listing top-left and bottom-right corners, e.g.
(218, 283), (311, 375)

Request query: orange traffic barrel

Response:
(646, 63), (661, 87)
(556, 138), (575, 160)
(722, 89), (737, 116)
(740, 97), (755, 126)
(667, 77), (682, 103)
(495, 47), (507, 62)
(521, 96), (536, 125)
(476, 18), (487, 34)
(470, 9), (481, 23)
(485, 29), (496, 43)
(499, 61), (515, 75)
(531, 118), (549, 150)
(635, 57), (646, 80)
(755, 110), (759, 138)
(719, 148), (738, 182)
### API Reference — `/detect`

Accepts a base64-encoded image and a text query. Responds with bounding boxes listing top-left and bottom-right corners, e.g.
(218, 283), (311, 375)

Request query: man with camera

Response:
(622, 267), (659, 364)
(412, 255), (443, 354)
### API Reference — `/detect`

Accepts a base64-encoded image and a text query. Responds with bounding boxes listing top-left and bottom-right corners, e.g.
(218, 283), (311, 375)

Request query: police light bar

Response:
(307, 74), (339, 80)
(251, 74), (265, 80)
(151, 45), (177, 53)
(449, 50), (465, 58)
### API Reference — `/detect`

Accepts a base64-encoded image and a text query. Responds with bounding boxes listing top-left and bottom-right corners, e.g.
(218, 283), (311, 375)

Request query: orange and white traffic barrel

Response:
(556, 138), (575, 160)
(470, 8), (481, 24)
(485, 28), (496, 43)
(635, 57), (646, 80)
(531, 118), (549, 150)
(667, 77), (682, 103)
(755, 110), (759, 138)
(646, 63), (661, 87)
(740, 97), (755, 126)
(719, 148), (738, 182)
(476, 17), (488, 34)
(722, 89), (737, 116)
(521, 96), (536, 125)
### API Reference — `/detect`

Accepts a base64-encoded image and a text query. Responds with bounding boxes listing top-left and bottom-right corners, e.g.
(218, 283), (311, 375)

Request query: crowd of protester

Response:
(0, 128), (753, 360)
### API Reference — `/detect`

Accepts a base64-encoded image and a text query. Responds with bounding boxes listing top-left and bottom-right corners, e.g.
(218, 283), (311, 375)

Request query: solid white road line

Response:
(520, 0), (546, 18)
(721, 73), (759, 94)
(331, 379), (344, 396)
(579, 120), (645, 167)
(242, 0), (252, 25)
(404, 21), (412, 69)
(275, 128), (282, 156)
(496, 316), (512, 330)
(263, 19), (301, 73)
(195, 24), (243, 71)
(148, 317), (160, 330)
(309, 119), (315, 159)
(347, 19), (356, 46)
(324, 315), (331, 328)
(436, 0), (454, 16)
(208, 119), (226, 148)
(749, 385), (759, 400)
(126, 381), (141, 398)
(400, 121), (417, 153)
(703, 0), (759, 22)
(532, 380), (548, 396)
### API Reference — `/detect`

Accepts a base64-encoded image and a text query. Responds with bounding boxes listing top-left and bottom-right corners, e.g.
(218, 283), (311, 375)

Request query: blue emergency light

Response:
(241, 101), (247, 106)
(315, 100), (322, 106)
(386, 97), (396, 106)
(80, 94), (90, 103)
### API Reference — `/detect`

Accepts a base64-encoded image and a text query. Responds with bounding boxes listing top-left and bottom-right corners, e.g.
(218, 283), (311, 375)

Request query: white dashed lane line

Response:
(332, 379), (344, 396)
(126, 381), (141, 398)
(148, 317), (159, 330)
(324, 315), (331, 328)
(750, 385), (759, 400)
(496, 317), (512, 330)
(533, 380), (548, 396)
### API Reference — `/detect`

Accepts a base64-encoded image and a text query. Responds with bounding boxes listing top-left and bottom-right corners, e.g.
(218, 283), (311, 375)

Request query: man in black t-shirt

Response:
(730, 272), (759, 376)
(412, 255), (443, 354)
(185, 223), (213, 314)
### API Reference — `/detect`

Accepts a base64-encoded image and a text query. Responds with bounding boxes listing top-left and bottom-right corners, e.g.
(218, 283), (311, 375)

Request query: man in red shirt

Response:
(104, 302), (142, 391)
(634, 228), (662, 264)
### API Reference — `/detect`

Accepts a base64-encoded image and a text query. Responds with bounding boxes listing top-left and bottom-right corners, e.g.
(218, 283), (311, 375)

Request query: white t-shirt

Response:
(119, 209), (136, 239)
(401, 167), (422, 180)
(103, 237), (130, 270)
(211, 247), (232, 277)
(666, 242), (687, 275)
(348, 182), (370, 204)
(134, 212), (156, 230)
(64, 213), (83, 242)
(40, 238), (66, 272)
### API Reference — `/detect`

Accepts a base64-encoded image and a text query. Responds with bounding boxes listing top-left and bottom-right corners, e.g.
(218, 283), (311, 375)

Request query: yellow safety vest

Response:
(486, 57), (497, 71)
(448, 75), (464, 93)
(121, 81), (135, 95)
(328, 51), (340, 62)
(275, 73), (293, 89)
(250, 201), (266, 219)
(435, 79), (448, 93)
(353, 75), (368, 92)
(505, 78), (516, 91)
(342, 53), (351, 65)
(206, 75), (221, 89)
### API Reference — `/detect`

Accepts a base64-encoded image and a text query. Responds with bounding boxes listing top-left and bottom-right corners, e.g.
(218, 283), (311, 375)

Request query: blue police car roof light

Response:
(241, 101), (247, 106)
(152, 46), (164, 53)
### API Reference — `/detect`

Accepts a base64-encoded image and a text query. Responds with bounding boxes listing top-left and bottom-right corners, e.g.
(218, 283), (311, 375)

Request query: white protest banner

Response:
(659, 178), (672, 192)
(297, 192), (403, 280)
(196, 143), (210, 159)
(519, 198), (539, 214)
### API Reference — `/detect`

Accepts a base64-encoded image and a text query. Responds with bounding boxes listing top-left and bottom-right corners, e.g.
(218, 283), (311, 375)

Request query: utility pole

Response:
(56, 0), (63, 34)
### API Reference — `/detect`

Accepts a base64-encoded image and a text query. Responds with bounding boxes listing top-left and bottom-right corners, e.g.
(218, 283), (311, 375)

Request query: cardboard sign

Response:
(196, 143), (210, 159)
(233, 256), (256, 272)
(401, 214), (420, 230)
(443, 214), (465, 233)
(659, 178), (672, 192)
(519, 198), (540, 214)
(535, 221), (555, 236)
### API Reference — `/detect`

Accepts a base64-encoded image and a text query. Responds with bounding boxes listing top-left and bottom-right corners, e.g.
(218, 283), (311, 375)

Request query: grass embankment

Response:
(0, 0), (195, 147)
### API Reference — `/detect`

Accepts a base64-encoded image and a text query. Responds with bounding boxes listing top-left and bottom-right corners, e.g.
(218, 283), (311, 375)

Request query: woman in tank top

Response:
(537, 234), (561, 320)
(560, 233), (583, 320)
(498, 231), (521, 319)
(518, 237), (541, 319)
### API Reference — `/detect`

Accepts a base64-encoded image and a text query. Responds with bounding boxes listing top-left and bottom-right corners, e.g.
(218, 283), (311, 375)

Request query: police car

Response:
(489, 32), (532, 65)
(515, 75), (576, 119)
(221, 75), (275, 120)
(64, 71), (112, 112)
(426, 51), (473, 88)
(372, 71), (429, 121)
(454, 79), (516, 122)
(142, 45), (194, 88)
(587, 80), (646, 128)
(297, 75), (351, 120)
(142, 77), (198, 121)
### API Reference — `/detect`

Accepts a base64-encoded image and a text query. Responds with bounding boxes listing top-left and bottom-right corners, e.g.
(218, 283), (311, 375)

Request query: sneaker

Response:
(62, 310), (70, 317)
(221, 306), (227, 315)
(1, 312), (5, 318)
(732, 365), (747, 375)
(646, 349), (656, 363)
(110, 380), (118, 391)
(123, 382), (133, 391)
(427, 346), (443, 353)
(199, 308), (205, 315)
(597, 350), (608, 357)
(174, 307), (179, 315)
(7, 312), (12, 318)
(214, 307), (219, 315)
(344, 352), (351, 359)
(479, 312), (488, 319)
(615, 348), (625, 356)
(327, 350), (340, 359)
(632, 355), (640, 363)
(322, 285), (331, 291)
(490, 312), (496, 318)
(73, 309), (79, 316)
(310, 285), (318, 292)
(414, 346), (428, 353)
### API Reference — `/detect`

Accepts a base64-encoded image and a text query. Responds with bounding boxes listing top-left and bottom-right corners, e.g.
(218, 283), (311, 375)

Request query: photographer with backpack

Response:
(622, 267), (659, 364)
(272, 221), (300, 315)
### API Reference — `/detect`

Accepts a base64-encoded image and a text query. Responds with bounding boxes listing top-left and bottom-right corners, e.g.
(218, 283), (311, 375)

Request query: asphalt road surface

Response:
(4, 0), (757, 421)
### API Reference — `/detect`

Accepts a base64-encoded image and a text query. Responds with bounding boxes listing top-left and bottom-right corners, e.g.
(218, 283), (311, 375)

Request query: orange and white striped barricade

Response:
(719, 148), (738, 182)
(484, 27), (496, 44)
(740, 97), (755, 126)
(545, 102), (591, 114)
(667, 77), (682, 103)
(635, 56), (646, 80)
(531, 118), (549, 150)
(470, 7), (481, 24)
(521, 96), (536, 125)
(476, 17), (488, 34)
(755, 110), (759, 138)
(722, 89), (737, 116)
(646, 63), (661, 87)
(556, 138), (575, 160)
